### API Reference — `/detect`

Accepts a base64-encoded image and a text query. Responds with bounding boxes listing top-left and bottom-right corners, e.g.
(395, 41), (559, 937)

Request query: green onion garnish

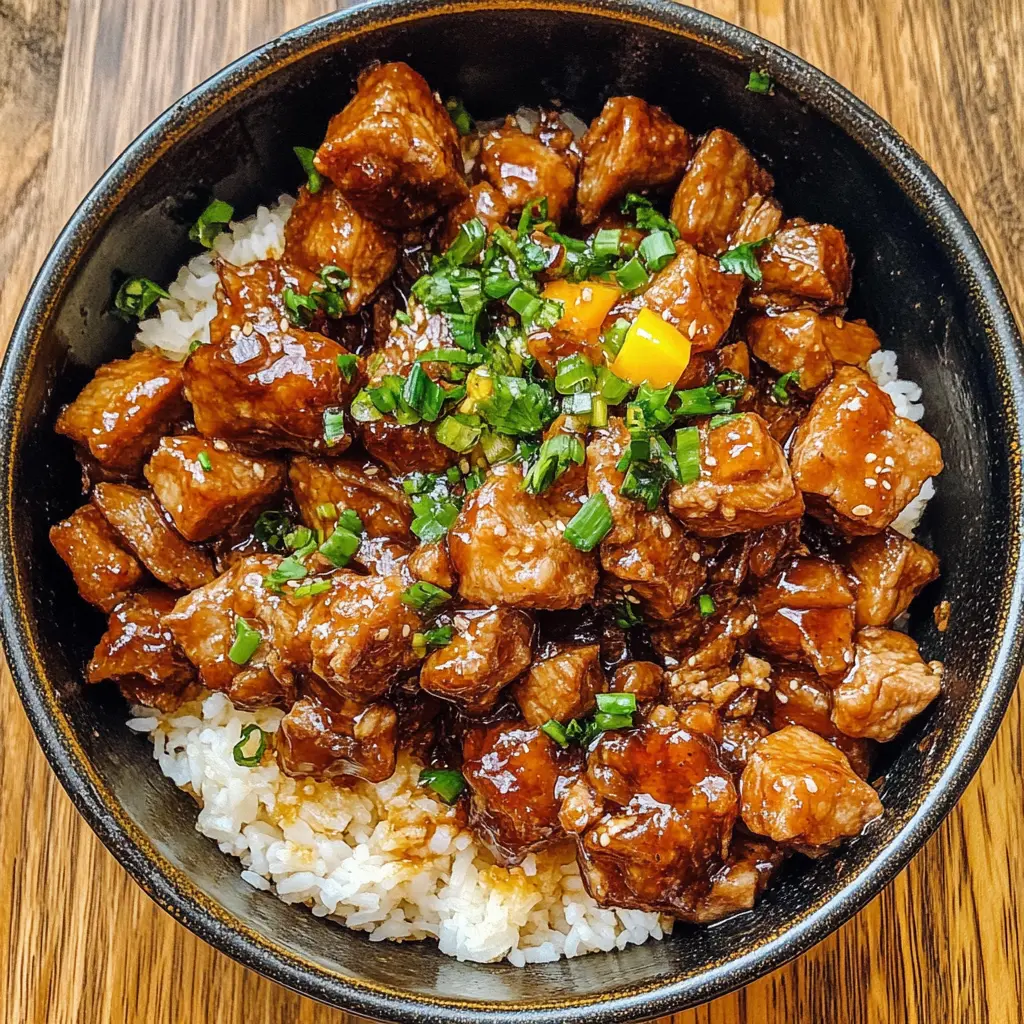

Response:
(554, 354), (597, 395)
(675, 426), (701, 485)
(590, 396), (609, 428)
(747, 69), (773, 94)
(228, 618), (262, 665)
(718, 237), (770, 282)
(189, 199), (234, 248)
(708, 412), (743, 430)
(773, 370), (800, 405)
(478, 375), (558, 437)
(262, 557), (308, 593)
(283, 287), (319, 327)
(401, 581), (452, 614)
(620, 459), (672, 511)
(615, 256), (650, 292)
(563, 493), (612, 552)
(254, 511), (292, 551)
(445, 217), (487, 267)
(336, 354), (358, 382)
(464, 467), (486, 492)
(419, 767), (466, 804)
(639, 229), (677, 273)
(597, 367), (633, 405)
(675, 384), (735, 417)
(612, 599), (643, 629)
(315, 502), (338, 521)
(293, 579), (332, 599)
(435, 413), (483, 453)
(445, 97), (474, 136)
(338, 508), (362, 534)
(293, 146), (322, 193)
(402, 364), (446, 423)
(285, 526), (313, 551)
(319, 526), (361, 568)
(596, 691), (637, 715)
(323, 408), (347, 447)
(562, 391), (593, 417)
(197, 450), (212, 472)
(592, 228), (623, 259)
(395, 310), (413, 326)
(621, 193), (680, 238)
(697, 593), (716, 616)
(593, 712), (633, 731)
(541, 719), (569, 748)
(602, 317), (631, 359)
(232, 723), (267, 767)
(521, 434), (585, 495)
(423, 626), (454, 648)
(113, 277), (169, 320)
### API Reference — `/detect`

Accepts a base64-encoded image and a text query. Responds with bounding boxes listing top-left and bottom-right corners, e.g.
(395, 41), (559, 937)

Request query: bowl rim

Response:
(3, 0), (1023, 1019)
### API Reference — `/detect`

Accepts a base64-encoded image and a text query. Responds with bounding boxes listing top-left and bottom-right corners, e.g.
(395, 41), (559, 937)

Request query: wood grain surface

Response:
(1, 0), (1022, 1021)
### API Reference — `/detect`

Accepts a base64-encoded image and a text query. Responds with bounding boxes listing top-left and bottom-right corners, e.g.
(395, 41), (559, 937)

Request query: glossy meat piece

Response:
(276, 693), (397, 782)
(463, 720), (583, 865)
(526, 327), (603, 378)
(55, 350), (189, 477)
(790, 367), (943, 535)
(360, 417), (458, 475)
(641, 240), (743, 353)
(308, 573), (421, 702)
(670, 129), (774, 256)
(370, 306), (455, 383)
(576, 96), (692, 225)
(349, 535), (411, 576)
(587, 420), (705, 618)
(688, 837), (783, 924)
(283, 183), (398, 312)
(831, 627), (943, 742)
(419, 607), (534, 714)
(87, 588), (199, 711)
(513, 642), (604, 726)
(665, 608), (762, 706)
(608, 661), (665, 704)
(740, 725), (883, 847)
(314, 62), (468, 228)
(752, 220), (852, 310)
(748, 520), (802, 579)
(479, 116), (578, 221)
(559, 707), (738, 917)
(289, 456), (412, 541)
(746, 310), (881, 392)
(838, 529), (940, 627)
(406, 541), (455, 589)
(449, 463), (599, 610)
(50, 504), (144, 612)
(719, 717), (770, 774)
(439, 182), (511, 248)
(729, 193), (783, 248)
(144, 436), (286, 543)
(667, 413), (804, 537)
(753, 556), (856, 676)
(92, 482), (215, 591)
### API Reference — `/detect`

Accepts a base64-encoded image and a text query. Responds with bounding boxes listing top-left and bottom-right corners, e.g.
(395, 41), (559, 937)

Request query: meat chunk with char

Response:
(587, 420), (705, 619)
(283, 182), (398, 313)
(50, 504), (144, 612)
(144, 436), (286, 543)
(790, 367), (943, 536)
(641, 241), (743, 353)
(449, 463), (599, 610)
(740, 725), (883, 848)
(746, 310), (880, 392)
(419, 607), (534, 714)
(513, 642), (604, 726)
(752, 220), (852, 310)
(688, 837), (783, 923)
(838, 529), (940, 627)
(55, 350), (189, 477)
(754, 556), (856, 676)
(559, 706), (739, 918)
(406, 541), (455, 590)
(831, 627), (942, 742)
(670, 129), (774, 256)
(92, 483), (215, 590)
(577, 96), (692, 225)
(608, 661), (664, 704)
(667, 413), (804, 537)
(439, 182), (511, 248)
(87, 588), (199, 711)
(463, 719), (583, 865)
(729, 193), (783, 248)
(314, 62), (468, 228)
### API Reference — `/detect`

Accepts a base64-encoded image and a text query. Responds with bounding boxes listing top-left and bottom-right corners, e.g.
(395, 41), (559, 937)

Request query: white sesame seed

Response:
(705, 456), (717, 467)
(364, 466), (379, 476)
(884, 456), (895, 466)
(805, 778), (819, 793)
(556, 520), (566, 531)
(882, 480), (892, 490)
(865, 452), (877, 463)
(864, 478), (876, 487)
(494, 523), (507, 537)
(851, 504), (873, 516)
(622, 584), (632, 592)
(691, 551), (701, 562)
(687, 656), (697, 667)
(252, 463), (265, 480)
(507, 546), (520, 557)
(376, 627), (389, 641)
(459, 458), (470, 474)
(834, 317), (843, 329)
(454, 614), (470, 631)
(402, 623), (411, 637)
(242, 321), (254, 336)
(688, 319), (698, 339)
(776, 692), (789, 703)
(213, 439), (229, 451)
(599, 832), (610, 847)
(789, 679), (798, 691)
(626, 594), (641, 604)
(279, 317), (289, 332)
(661, 521), (672, 539)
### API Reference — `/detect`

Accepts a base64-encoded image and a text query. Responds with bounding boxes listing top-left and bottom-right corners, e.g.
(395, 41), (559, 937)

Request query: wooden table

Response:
(1, 1), (1021, 1020)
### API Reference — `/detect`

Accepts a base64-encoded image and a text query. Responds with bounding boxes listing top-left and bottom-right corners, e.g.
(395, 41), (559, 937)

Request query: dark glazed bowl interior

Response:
(2, 1), (1023, 1020)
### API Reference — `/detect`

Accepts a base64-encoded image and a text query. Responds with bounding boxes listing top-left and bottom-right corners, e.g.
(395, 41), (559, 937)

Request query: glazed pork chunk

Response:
(576, 96), (692, 225)
(314, 62), (468, 228)
(55, 350), (189, 477)
(688, 837), (783, 924)
(752, 219), (852, 310)
(513, 642), (605, 726)
(790, 366), (943, 535)
(463, 719), (583, 865)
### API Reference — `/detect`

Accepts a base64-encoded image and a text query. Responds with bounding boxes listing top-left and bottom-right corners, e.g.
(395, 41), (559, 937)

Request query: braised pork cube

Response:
(670, 129), (774, 256)
(576, 97), (692, 225)
(740, 725), (883, 848)
(526, 327), (604, 379)
(754, 556), (855, 676)
(92, 483), (215, 590)
(144, 437), (286, 543)
(370, 305), (456, 382)
(746, 310), (881, 392)
(688, 837), (783, 924)
(752, 220), (852, 310)
(55, 350), (189, 477)
(449, 463), (598, 610)
(439, 182), (511, 248)
(419, 607), (534, 714)
(406, 541), (455, 589)
(282, 183), (398, 313)
(831, 627), (943, 742)
(308, 573), (422, 702)
(276, 693), (397, 782)
(87, 588), (199, 711)
(361, 418), (458, 475)
(641, 241), (744, 352)
(587, 420), (705, 618)
(665, 606), (761, 705)
(790, 367), (943, 536)
(719, 717), (771, 774)
(313, 62), (468, 228)
(50, 504), (144, 612)
(513, 642), (604, 726)
(463, 719), (583, 865)
(839, 529), (940, 627)
(729, 193), (783, 248)
(288, 456), (412, 542)
(163, 555), (301, 708)
(559, 707), (738, 917)
(748, 520), (802, 579)
(667, 413), (804, 537)
(479, 116), (578, 221)
(608, 661), (665, 703)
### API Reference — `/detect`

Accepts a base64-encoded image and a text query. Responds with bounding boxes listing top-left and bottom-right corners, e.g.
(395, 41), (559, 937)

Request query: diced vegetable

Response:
(611, 308), (692, 389)
(541, 280), (621, 341)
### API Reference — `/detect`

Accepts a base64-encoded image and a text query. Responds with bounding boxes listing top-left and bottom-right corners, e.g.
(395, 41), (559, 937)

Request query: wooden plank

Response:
(0, 1), (1021, 1021)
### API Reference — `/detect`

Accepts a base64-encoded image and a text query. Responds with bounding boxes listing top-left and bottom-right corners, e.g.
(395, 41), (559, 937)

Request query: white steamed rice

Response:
(128, 192), (936, 964)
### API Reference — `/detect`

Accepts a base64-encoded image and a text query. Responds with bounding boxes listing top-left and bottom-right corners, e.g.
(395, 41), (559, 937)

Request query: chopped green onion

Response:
(709, 412), (743, 430)
(445, 217), (487, 267)
(262, 556), (308, 593)
(590, 396), (609, 427)
(446, 311), (481, 350)
(395, 310), (413, 326)
(719, 237), (770, 282)
(563, 493), (612, 552)
(612, 599), (643, 629)
(401, 581), (452, 614)
(621, 193), (679, 238)
(464, 467), (486, 491)
(435, 413), (483, 452)
(521, 434), (585, 495)
(412, 625), (454, 656)
(293, 579), (332, 599)
(232, 723), (267, 767)
(338, 508), (362, 534)
(197, 450), (212, 472)
(254, 511), (292, 551)
(283, 287), (319, 327)
(446, 465), (463, 485)
(597, 368), (633, 405)
(315, 502), (338, 521)
(480, 429), (517, 464)
(747, 69), (773, 94)
(319, 526), (361, 567)
(478, 375), (557, 436)
(596, 691), (637, 715)
(593, 228), (622, 258)
(323, 408), (347, 446)
(320, 264), (351, 291)
(675, 385), (734, 417)
(189, 199), (234, 248)
(419, 767), (466, 804)
(517, 197), (549, 238)
(773, 370), (800, 405)
(336, 354), (358, 382)
(402, 364), (446, 422)
(113, 277), (169, 319)
(602, 317), (632, 359)
(228, 618), (262, 665)
(620, 459), (671, 511)
(508, 287), (541, 321)
(615, 256), (650, 292)
(554, 354), (597, 395)
(639, 229), (677, 272)
(445, 97), (474, 136)
(593, 712), (633, 731)
(697, 593), (716, 616)
(541, 719), (569, 748)
(561, 392), (593, 417)
(417, 348), (483, 367)
(293, 146), (322, 193)
(349, 389), (382, 423)
(285, 525), (313, 551)
(675, 426), (701, 485)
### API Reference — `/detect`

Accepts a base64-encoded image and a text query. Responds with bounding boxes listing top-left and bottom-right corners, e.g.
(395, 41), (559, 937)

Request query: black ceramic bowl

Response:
(3, 0), (1023, 1019)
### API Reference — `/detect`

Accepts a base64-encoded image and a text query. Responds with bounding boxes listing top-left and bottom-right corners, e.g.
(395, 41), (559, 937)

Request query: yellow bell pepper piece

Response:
(542, 280), (621, 341)
(611, 308), (692, 388)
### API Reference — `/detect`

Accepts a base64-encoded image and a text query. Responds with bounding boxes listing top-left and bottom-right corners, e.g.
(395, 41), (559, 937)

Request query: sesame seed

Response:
(687, 656), (697, 667)
(494, 523), (508, 537)
(626, 594), (641, 604)
(364, 466), (379, 476)
(376, 627), (389, 640)
(884, 456), (895, 466)
(776, 692), (789, 703)
(688, 319), (698, 339)
(834, 317), (843, 329)
(622, 584), (632, 592)
(805, 778), (819, 793)
(865, 452), (877, 463)
(507, 546), (520, 557)
(661, 521), (672, 539)
(556, 520), (566, 531)
(599, 832), (610, 847)
(851, 504), (873, 516)
(459, 458), (470, 474)
(864, 478), (876, 487)
(213, 440), (229, 451)
(522, 544), (534, 554)
(252, 463), (265, 480)
(454, 614), (470, 631)
(691, 551), (701, 562)
(789, 679), (798, 690)
(705, 456), (717, 467)
(882, 480), (892, 490)
(242, 321), (254, 336)
(279, 317), (289, 332)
